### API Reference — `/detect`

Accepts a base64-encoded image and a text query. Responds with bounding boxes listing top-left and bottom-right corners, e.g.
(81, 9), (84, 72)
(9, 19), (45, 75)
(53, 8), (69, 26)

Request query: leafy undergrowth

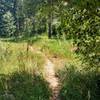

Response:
(0, 40), (51, 100)
(0, 71), (51, 100)
(58, 64), (100, 100)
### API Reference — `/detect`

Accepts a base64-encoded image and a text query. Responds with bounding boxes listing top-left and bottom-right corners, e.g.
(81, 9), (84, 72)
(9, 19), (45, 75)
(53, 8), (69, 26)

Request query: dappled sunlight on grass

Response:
(0, 40), (45, 75)
(29, 36), (76, 60)
(0, 39), (51, 100)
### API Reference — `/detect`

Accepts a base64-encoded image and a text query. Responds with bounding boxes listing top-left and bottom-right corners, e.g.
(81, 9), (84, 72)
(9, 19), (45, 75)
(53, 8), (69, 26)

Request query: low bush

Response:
(59, 64), (100, 100)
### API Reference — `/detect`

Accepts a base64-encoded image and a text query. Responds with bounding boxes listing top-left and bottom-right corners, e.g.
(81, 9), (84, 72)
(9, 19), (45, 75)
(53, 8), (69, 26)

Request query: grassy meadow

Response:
(0, 37), (51, 100)
(0, 36), (99, 100)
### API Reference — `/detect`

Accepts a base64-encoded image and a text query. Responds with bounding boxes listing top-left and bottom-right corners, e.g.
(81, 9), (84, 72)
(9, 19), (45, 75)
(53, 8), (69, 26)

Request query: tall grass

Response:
(58, 64), (100, 100)
(29, 36), (76, 60)
(0, 40), (51, 100)
(0, 41), (45, 74)
(0, 71), (51, 100)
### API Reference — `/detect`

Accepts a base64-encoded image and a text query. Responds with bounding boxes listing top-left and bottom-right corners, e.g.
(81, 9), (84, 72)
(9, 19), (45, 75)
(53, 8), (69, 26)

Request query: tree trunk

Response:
(48, 15), (52, 38)
(48, 0), (53, 39)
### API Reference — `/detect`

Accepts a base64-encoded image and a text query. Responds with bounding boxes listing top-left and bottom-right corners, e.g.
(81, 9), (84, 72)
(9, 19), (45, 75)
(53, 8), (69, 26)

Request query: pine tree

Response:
(1, 11), (16, 37)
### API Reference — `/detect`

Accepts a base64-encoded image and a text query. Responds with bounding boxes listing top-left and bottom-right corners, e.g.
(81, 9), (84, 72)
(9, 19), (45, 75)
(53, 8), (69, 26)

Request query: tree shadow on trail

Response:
(59, 65), (100, 100)
(0, 71), (51, 100)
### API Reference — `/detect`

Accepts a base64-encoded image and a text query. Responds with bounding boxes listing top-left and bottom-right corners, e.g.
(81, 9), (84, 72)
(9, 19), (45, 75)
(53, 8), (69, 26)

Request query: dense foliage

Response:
(66, 0), (100, 70)
(1, 11), (16, 37)
(57, 1), (100, 100)
(59, 64), (100, 100)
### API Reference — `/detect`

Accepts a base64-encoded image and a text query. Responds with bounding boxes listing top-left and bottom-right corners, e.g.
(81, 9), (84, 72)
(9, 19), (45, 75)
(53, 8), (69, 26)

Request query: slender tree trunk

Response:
(48, 14), (52, 38)
(48, 0), (53, 39)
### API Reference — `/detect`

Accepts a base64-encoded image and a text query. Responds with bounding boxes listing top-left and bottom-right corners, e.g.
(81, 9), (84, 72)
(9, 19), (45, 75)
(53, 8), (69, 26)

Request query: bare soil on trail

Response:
(44, 59), (61, 100)
(29, 46), (61, 100)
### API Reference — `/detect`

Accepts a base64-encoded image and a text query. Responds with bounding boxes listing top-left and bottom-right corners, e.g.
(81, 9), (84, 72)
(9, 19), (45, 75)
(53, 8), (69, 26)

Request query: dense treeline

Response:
(1, 0), (99, 38)
(0, 0), (53, 37)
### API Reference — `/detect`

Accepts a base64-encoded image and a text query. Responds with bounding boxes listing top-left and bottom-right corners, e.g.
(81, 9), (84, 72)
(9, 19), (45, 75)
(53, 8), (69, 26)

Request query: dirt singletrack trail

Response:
(44, 59), (60, 100)
(29, 46), (61, 100)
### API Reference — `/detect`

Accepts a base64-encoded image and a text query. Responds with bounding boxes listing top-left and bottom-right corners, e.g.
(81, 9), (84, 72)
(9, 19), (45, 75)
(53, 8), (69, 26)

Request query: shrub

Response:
(59, 64), (100, 100)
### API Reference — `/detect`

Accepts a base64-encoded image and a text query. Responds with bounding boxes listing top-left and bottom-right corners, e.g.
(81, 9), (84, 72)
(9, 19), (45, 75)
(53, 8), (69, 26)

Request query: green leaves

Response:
(1, 11), (16, 37)
(52, 0), (100, 72)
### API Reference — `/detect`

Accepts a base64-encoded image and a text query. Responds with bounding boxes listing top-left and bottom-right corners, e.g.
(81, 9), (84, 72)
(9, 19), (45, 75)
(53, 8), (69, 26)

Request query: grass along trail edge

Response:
(29, 45), (61, 100)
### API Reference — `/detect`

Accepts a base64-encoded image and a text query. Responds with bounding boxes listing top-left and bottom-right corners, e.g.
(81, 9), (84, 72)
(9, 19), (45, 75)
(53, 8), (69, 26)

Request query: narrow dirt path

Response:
(44, 59), (60, 100)
(29, 46), (60, 100)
